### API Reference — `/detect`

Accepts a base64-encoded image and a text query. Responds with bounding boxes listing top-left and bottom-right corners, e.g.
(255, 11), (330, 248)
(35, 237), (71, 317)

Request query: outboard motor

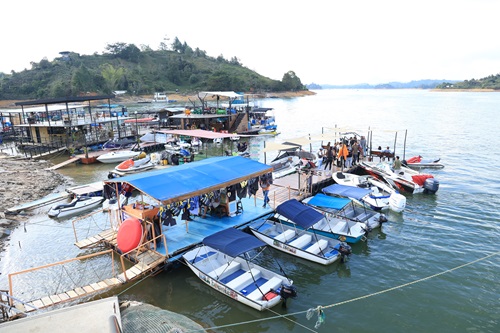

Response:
(378, 214), (388, 223)
(338, 243), (352, 263)
(280, 284), (298, 308)
(424, 178), (440, 194)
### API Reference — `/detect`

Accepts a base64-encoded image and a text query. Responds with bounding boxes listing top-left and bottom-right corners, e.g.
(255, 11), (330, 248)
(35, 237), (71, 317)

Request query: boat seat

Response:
(208, 261), (241, 280)
(274, 229), (295, 243)
(226, 268), (261, 291)
(247, 277), (283, 301)
(306, 239), (329, 255)
(289, 234), (312, 248)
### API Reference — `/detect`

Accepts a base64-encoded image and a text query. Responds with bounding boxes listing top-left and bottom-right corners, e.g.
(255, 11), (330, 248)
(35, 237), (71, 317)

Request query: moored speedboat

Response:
(331, 172), (406, 212)
(403, 156), (445, 169)
(97, 150), (140, 164)
(249, 199), (352, 265)
(182, 228), (297, 311)
(302, 193), (388, 235)
(358, 161), (439, 194)
(48, 195), (104, 218)
(114, 154), (155, 174)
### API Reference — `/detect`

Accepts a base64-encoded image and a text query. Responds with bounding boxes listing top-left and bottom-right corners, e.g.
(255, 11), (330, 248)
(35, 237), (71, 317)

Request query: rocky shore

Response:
(0, 156), (71, 247)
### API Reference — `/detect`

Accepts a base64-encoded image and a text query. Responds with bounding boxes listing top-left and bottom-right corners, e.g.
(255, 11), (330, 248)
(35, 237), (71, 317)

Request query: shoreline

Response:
(0, 90), (316, 109)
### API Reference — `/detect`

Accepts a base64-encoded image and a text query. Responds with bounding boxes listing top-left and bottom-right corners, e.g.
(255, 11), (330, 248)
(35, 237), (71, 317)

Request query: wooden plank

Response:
(97, 281), (109, 289)
(57, 293), (70, 302)
(30, 300), (43, 311)
(90, 283), (102, 291)
(129, 265), (143, 275)
(74, 287), (86, 296)
(124, 269), (138, 279)
(75, 238), (93, 248)
(104, 278), (121, 286)
(87, 236), (101, 244)
(82, 285), (95, 293)
(14, 303), (26, 313)
(41, 296), (54, 307)
(116, 273), (127, 282)
(49, 294), (62, 304)
(66, 290), (78, 298)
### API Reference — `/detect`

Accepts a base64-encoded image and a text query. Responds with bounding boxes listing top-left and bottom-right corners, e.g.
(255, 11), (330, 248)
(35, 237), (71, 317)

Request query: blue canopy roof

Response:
(276, 199), (324, 229)
(203, 228), (266, 257)
(322, 184), (371, 200)
(105, 156), (272, 204)
(306, 193), (352, 210)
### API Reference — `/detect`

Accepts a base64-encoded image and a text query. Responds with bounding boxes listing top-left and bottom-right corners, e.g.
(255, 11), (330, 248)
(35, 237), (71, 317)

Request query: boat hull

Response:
(48, 196), (104, 218)
(249, 221), (345, 265)
(182, 246), (290, 311)
(97, 151), (140, 164)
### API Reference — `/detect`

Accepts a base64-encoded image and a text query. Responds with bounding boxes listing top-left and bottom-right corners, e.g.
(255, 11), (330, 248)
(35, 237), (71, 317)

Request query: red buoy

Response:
(117, 217), (143, 253)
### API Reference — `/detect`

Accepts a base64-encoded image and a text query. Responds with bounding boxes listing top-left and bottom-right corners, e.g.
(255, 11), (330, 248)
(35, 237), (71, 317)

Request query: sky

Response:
(2, 0), (499, 85)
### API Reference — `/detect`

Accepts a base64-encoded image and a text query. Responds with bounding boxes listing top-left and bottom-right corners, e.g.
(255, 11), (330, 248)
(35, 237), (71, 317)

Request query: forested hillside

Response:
(436, 73), (500, 89)
(0, 38), (306, 100)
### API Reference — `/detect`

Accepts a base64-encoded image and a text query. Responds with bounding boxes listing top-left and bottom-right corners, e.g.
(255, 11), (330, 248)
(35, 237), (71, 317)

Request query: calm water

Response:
(1, 89), (499, 332)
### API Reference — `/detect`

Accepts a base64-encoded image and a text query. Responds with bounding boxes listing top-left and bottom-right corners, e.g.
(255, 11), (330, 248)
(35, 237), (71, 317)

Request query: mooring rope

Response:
(179, 250), (499, 332)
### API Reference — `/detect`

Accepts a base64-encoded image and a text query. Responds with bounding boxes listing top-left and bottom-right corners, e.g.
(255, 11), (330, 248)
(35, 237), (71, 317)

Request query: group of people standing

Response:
(317, 136), (367, 171)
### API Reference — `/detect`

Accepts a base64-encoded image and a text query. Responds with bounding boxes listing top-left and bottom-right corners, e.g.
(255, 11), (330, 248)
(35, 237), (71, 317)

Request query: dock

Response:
(6, 192), (70, 214)
(5, 161), (339, 315)
(45, 156), (81, 170)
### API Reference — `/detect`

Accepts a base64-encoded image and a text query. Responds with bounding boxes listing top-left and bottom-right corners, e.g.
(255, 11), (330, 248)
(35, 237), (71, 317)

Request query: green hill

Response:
(0, 40), (306, 100)
(436, 73), (500, 90)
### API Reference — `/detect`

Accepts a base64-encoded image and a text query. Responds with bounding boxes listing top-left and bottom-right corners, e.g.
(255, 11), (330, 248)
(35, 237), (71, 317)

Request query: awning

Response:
(305, 193), (352, 210)
(124, 117), (156, 123)
(322, 184), (372, 200)
(203, 228), (266, 257)
(276, 199), (324, 229)
(198, 91), (242, 99)
(104, 156), (272, 204)
(262, 141), (300, 153)
(156, 129), (238, 139)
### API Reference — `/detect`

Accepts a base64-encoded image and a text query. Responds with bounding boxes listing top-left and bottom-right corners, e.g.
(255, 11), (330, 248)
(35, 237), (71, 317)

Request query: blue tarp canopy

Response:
(322, 184), (371, 200)
(105, 156), (272, 204)
(276, 199), (324, 229)
(203, 228), (266, 257)
(306, 193), (352, 210)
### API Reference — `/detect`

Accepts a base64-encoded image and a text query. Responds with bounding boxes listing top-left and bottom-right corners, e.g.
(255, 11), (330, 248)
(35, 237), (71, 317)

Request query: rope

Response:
(180, 250), (499, 333)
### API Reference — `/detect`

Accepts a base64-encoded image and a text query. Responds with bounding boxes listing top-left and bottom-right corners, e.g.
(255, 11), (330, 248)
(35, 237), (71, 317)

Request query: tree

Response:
(101, 64), (125, 93)
(281, 70), (304, 91)
(72, 65), (94, 94)
(171, 37), (183, 53)
(105, 42), (128, 55)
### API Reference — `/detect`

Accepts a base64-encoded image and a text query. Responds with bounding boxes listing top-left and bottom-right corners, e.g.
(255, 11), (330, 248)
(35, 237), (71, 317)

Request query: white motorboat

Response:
(114, 155), (155, 174)
(269, 147), (319, 179)
(331, 172), (406, 212)
(97, 150), (140, 164)
(164, 140), (191, 150)
(403, 156), (445, 169)
(249, 200), (352, 265)
(302, 193), (388, 237)
(358, 161), (440, 194)
(48, 195), (104, 218)
(183, 228), (297, 311)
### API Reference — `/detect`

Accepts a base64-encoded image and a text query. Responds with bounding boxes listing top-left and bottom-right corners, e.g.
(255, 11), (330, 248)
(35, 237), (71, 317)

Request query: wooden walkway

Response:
(45, 156), (81, 170)
(255, 167), (336, 208)
(10, 229), (166, 313)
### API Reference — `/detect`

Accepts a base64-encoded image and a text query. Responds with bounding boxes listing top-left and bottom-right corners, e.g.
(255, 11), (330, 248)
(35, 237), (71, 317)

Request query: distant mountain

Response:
(307, 79), (458, 90)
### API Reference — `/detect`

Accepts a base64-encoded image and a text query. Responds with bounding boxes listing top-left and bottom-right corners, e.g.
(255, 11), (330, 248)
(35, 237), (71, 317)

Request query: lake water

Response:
(1, 89), (499, 332)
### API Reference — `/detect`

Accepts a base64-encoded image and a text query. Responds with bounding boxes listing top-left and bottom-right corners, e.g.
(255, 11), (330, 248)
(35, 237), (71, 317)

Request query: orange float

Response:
(117, 217), (143, 253)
